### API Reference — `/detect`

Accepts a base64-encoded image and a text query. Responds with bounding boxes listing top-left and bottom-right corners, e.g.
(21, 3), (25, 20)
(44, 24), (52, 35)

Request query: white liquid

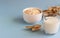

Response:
(44, 17), (60, 34)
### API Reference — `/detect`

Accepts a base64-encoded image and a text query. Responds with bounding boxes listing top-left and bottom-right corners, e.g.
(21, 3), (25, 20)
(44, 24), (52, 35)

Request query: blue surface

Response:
(0, 0), (60, 38)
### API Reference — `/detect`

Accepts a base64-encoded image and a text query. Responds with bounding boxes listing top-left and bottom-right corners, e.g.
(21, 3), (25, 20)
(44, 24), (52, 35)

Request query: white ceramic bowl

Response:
(23, 7), (43, 23)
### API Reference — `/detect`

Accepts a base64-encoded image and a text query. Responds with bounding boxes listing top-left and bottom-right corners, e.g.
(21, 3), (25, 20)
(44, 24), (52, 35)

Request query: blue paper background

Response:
(0, 0), (60, 38)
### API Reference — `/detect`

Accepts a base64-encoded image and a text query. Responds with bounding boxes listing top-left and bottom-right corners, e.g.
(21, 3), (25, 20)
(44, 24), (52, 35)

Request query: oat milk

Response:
(44, 17), (60, 34)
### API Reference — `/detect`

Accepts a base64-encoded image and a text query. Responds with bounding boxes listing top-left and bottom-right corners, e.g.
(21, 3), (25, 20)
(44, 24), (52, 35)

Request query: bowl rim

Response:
(23, 7), (43, 16)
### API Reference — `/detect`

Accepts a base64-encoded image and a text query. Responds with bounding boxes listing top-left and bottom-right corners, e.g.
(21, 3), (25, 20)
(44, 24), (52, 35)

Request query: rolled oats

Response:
(24, 8), (41, 15)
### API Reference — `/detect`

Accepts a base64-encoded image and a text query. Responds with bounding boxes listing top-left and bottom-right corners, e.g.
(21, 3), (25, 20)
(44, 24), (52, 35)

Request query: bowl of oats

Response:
(23, 7), (42, 23)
